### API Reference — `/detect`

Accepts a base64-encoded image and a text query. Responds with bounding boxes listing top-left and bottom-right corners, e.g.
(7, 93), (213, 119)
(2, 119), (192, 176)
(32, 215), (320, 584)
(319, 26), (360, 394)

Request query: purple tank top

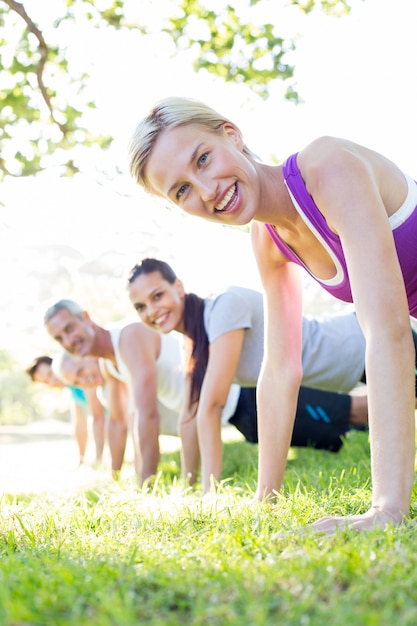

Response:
(265, 152), (417, 318)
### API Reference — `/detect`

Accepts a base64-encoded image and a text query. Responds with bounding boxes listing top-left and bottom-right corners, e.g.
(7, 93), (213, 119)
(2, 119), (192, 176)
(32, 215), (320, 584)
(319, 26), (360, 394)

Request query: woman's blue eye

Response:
(199, 152), (208, 165)
(176, 184), (188, 200)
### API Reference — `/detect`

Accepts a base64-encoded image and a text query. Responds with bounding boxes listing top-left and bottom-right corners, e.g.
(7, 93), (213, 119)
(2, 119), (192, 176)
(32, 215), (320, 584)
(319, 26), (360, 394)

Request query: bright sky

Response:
(2, 0), (417, 363)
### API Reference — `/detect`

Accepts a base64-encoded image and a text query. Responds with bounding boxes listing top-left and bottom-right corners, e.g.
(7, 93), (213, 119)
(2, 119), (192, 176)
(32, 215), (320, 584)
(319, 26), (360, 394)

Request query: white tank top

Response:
(109, 326), (185, 413)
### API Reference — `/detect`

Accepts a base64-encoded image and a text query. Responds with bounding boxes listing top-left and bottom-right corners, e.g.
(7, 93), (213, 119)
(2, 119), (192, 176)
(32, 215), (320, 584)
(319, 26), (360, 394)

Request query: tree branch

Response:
(2, 0), (69, 134)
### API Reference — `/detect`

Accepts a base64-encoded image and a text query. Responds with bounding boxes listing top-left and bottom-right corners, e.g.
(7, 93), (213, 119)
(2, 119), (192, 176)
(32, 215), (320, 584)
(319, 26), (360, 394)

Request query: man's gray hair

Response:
(43, 299), (84, 324)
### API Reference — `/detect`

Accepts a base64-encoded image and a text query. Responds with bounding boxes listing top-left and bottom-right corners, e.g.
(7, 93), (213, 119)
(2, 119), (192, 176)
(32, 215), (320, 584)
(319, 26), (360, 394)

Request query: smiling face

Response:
(61, 355), (105, 388)
(45, 309), (96, 357)
(145, 123), (260, 226)
(128, 271), (186, 334)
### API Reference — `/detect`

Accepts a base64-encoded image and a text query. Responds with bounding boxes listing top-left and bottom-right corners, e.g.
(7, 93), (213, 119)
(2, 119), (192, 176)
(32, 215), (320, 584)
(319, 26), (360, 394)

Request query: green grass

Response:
(1, 430), (417, 625)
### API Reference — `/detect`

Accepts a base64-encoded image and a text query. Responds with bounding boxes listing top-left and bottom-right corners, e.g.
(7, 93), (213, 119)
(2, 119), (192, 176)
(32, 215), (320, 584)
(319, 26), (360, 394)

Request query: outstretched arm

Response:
(103, 373), (129, 473)
(84, 386), (106, 463)
(178, 372), (199, 485)
(252, 222), (304, 500)
(196, 329), (245, 493)
(299, 138), (415, 530)
(69, 399), (88, 464)
(120, 325), (161, 485)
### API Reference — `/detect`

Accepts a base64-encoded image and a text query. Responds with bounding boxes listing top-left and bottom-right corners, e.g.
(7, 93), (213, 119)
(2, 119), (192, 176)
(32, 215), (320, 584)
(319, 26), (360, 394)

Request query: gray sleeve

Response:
(204, 291), (253, 344)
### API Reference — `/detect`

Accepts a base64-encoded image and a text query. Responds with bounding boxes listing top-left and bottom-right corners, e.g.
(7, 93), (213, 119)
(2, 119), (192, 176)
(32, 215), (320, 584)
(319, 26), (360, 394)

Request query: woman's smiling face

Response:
(128, 271), (186, 334)
(145, 122), (260, 226)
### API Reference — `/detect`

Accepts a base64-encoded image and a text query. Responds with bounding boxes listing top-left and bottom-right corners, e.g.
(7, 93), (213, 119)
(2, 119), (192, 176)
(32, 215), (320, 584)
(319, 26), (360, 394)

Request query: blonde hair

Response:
(51, 351), (74, 386)
(128, 97), (257, 193)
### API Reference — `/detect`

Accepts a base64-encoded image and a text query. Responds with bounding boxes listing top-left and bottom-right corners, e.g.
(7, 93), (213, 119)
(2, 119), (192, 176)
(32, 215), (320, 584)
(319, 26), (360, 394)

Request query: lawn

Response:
(1, 429), (416, 625)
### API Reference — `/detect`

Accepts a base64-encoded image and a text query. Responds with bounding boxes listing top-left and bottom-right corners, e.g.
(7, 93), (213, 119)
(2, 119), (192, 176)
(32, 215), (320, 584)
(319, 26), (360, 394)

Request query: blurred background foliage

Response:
(0, 0), (351, 179)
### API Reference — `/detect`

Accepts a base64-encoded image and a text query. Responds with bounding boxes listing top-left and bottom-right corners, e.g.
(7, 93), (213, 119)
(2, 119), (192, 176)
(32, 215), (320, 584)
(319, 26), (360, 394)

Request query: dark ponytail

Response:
(183, 292), (209, 406)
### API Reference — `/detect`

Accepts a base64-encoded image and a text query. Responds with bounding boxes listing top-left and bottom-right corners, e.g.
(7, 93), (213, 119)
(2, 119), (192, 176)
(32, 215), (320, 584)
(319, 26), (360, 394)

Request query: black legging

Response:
(229, 385), (353, 453)
(229, 327), (417, 453)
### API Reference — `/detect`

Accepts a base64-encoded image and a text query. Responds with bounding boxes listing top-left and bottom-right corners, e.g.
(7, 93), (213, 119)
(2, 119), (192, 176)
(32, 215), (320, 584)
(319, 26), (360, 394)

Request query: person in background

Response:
(43, 300), (184, 484)
(54, 350), (188, 463)
(25, 355), (106, 466)
(126, 258), (377, 491)
(54, 319), (371, 490)
(128, 96), (417, 531)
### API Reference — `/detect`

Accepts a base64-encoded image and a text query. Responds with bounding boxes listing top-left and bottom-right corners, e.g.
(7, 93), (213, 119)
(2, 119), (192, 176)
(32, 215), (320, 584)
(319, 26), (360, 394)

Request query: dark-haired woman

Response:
(126, 258), (378, 493)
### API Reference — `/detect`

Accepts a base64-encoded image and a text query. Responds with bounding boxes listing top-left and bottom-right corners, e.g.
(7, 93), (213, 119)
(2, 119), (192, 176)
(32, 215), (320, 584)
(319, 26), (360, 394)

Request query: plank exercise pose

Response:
(44, 300), (184, 483)
(26, 355), (106, 465)
(127, 258), (376, 490)
(45, 300), (248, 483)
(128, 97), (417, 531)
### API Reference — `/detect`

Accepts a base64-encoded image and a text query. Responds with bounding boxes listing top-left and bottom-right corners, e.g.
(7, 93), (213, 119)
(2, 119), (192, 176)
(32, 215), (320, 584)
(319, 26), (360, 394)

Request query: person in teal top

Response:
(26, 355), (106, 466)
(67, 385), (88, 407)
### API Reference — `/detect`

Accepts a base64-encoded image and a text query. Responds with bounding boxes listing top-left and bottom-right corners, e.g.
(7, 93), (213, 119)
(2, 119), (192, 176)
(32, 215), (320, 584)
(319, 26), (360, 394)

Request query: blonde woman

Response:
(128, 98), (417, 531)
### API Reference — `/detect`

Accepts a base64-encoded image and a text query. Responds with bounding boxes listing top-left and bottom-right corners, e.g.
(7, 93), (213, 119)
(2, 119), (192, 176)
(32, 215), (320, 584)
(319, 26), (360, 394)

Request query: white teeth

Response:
(216, 184), (236, 211)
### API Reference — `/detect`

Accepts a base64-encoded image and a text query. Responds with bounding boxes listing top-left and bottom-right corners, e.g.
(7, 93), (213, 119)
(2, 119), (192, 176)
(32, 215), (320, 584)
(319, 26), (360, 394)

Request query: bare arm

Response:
(299, 139), (415, 529)
(84, 386), (105, 419)
(102, 371), (129, 472)
(104, 374), (129, 422)
(178, 371), (199, 485)
(69, 399), (88, 463)
(70, 399), (86, 424)
(84, 386), (106, 463)
(251, 221), (304, 500)
(196, 329), (245, 493)
(120, 325), (161, 485)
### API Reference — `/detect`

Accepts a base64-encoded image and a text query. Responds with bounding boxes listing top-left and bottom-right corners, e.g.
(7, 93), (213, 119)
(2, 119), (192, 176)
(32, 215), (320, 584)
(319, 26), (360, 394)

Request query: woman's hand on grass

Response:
(309, 506), (405, 534)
